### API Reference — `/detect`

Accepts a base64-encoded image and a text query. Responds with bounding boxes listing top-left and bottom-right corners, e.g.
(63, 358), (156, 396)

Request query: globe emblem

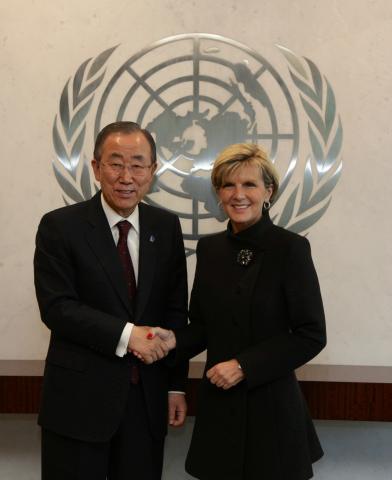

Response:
(93, 34), (299, 248)
(53, 35), (342, 254)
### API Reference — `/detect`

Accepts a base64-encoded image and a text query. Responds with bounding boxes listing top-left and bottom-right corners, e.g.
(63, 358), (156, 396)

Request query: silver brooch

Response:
(237, 249), (254, 266)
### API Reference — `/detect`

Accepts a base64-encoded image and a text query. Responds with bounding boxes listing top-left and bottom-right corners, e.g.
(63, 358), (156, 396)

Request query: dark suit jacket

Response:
(34, 193), (188, 442)
(175, 214), (326, 480)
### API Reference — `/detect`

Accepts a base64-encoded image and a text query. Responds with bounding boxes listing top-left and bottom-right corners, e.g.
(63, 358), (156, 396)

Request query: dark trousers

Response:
(41, 383), (165, 480)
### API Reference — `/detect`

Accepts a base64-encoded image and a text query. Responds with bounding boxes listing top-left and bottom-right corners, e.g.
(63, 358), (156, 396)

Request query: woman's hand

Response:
(131, 327), (176, 363)
(206, 359), (244, 390)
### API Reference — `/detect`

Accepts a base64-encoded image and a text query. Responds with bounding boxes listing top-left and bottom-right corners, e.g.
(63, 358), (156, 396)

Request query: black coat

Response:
(34, 193), (188, 442)
(176, 213), (326, 480)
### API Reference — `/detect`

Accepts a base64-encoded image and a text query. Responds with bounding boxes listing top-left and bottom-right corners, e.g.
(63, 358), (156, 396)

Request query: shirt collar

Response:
(100, 193), (140, 234)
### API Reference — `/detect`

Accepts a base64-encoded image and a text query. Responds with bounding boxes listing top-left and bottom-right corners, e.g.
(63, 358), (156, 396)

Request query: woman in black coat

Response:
(153, 143), (326, 479)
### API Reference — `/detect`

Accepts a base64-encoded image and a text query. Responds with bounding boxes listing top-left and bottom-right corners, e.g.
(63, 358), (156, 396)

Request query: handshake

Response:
(127, 326), (177, 364)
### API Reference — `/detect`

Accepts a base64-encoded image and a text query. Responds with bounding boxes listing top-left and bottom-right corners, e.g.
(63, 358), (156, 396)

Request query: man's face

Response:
(92, 132), (156, 217)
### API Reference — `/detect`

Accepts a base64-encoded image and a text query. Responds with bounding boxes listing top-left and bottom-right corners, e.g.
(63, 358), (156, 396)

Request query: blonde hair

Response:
(211, 143), (279, 202)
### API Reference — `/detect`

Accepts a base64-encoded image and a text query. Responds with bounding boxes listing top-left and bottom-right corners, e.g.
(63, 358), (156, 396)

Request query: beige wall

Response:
(1, 0), (391, 374)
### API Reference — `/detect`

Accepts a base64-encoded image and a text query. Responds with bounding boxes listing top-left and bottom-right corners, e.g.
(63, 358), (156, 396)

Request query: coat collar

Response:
(226, 211), (274, 251)
(134, 202), (157, 324)
(84, 192), (134, 317)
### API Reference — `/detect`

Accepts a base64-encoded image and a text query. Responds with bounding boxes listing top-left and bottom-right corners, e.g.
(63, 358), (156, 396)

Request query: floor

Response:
(0, 415), (391, 479)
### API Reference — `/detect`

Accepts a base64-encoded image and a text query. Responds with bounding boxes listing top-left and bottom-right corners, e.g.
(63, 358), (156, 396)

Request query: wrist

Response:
(235, 359), (244, 375)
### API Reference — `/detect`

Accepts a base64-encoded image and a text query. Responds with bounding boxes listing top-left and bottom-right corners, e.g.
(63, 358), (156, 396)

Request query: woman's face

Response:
(218, 163), (272, 234)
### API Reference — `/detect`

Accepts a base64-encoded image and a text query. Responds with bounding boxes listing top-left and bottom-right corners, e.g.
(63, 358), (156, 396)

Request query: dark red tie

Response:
(117, 220), (137, 299)
(117, 220), (139, 384)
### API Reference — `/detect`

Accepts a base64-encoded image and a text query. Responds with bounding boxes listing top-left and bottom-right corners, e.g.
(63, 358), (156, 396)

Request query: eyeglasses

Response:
(101, 162), (153, 177)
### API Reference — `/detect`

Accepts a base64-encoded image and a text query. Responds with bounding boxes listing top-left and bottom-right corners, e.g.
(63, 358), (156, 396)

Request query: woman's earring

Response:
(263, 200), (271, 210)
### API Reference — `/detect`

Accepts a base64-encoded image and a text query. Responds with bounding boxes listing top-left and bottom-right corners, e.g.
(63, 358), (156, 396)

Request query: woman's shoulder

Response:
(196, 231), (227, 253)
(268, 224), (310, 250)
(197, 231), (227, 245)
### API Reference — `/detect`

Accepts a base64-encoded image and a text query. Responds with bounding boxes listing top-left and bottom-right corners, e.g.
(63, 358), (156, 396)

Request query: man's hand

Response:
(206, 359), (244, 390)
(127, 326), (169, 364)
(168, 393), (187, 427)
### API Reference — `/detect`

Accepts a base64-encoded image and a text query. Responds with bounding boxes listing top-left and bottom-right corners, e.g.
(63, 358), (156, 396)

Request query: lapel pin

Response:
(149, 235), (155, 243)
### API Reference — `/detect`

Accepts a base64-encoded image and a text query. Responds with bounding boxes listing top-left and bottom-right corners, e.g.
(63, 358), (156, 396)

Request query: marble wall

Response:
(0, 0), (391, 372)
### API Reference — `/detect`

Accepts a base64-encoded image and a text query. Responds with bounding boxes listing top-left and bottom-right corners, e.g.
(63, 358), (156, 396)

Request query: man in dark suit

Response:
(34, 121), (188, 480)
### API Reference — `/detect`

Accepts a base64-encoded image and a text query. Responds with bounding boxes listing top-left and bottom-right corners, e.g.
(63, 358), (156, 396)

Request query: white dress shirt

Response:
(100, 195), (138, 357)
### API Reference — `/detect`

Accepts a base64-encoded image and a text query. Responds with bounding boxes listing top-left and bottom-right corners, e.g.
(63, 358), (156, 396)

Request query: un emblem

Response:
(52, 34), (342, 255)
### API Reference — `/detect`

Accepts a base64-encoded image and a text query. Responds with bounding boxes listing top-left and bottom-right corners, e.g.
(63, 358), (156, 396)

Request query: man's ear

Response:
(91, 159), (101, 182)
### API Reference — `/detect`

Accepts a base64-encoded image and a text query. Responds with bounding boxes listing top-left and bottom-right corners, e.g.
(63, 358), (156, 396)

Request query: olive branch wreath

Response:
(52, 46), (117, 204)
(275, 45), (343, 234)
(52, 44), (342, 237)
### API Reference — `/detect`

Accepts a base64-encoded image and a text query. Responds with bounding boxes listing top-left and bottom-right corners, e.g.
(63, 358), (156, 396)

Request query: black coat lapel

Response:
(84, 193), (133, 317)
(135, 203), (157, 324)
